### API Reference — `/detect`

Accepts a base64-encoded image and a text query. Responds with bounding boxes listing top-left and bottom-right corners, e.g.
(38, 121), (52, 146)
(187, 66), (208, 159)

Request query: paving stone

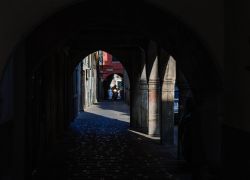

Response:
(34, 101), (191, 180)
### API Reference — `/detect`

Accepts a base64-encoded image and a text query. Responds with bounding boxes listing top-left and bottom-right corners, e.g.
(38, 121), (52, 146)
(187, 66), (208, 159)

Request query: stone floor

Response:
(34, 101), (192, 180)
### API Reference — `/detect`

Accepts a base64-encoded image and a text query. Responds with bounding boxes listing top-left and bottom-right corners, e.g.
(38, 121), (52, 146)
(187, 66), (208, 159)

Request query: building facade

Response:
(72, 53), (98, 118)
(96, 51), (128, 100)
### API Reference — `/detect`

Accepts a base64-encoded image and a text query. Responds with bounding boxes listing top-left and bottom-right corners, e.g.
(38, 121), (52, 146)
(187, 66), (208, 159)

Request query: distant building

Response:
(98, 51), (123, 80)
(96, 51), (128, 100)
(73, 53), (98, 117)
(72, 50), (130, 115)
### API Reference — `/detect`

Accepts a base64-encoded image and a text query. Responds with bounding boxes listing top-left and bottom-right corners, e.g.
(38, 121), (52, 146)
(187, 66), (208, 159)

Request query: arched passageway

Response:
(102, 73), (124, 100)
(0, 0), (223, 179)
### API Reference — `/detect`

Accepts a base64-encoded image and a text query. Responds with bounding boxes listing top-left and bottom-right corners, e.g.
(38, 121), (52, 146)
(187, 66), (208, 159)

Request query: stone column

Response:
(130, 84), (140, 129)
(161, 56), (176, 145)
(148, 47), (160, 136)
(123, 70), (130, 105)
(12, 44), (27, 180)
(140, 64), (149, 133)
(176, 70), (191, 158)
(130, 57), (141, 130)
(135, 82), (142, 128)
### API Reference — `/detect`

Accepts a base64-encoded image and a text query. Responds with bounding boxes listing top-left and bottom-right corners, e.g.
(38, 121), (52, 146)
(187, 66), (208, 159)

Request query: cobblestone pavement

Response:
(35, 101), (191, 180)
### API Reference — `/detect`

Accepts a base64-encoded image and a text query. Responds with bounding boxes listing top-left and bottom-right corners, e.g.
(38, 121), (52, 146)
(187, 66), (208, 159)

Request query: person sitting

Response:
(111, 85), (118, 100)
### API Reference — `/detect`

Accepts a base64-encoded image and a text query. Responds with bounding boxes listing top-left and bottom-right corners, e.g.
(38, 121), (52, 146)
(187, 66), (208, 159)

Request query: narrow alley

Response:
(0, 1), (229, 179)
(34, 101), (190, 180)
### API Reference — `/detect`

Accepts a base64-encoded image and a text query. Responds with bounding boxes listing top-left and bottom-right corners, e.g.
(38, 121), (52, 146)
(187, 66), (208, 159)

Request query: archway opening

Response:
(103, 73), (124, 100)
(72, 50), (130, 115)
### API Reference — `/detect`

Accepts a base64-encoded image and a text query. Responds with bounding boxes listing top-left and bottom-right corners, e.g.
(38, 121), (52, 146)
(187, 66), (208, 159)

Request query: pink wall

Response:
(100, 51), (124, 80)
(103, 52), (112, 65)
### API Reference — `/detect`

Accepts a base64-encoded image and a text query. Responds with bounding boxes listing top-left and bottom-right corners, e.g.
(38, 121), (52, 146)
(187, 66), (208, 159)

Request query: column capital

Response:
(162, 79), (175, 92)
(162, 78), (175, 83)
(148, 79), (160, 90)
(140, 79), (148, 90)
(148, 79), (160, 84)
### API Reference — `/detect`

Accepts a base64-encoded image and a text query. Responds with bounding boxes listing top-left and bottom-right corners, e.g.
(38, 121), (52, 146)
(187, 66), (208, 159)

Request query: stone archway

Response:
(0, 0), (222, 178)
(160, 54), (176, 145)
(102, 73), (124, 100)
